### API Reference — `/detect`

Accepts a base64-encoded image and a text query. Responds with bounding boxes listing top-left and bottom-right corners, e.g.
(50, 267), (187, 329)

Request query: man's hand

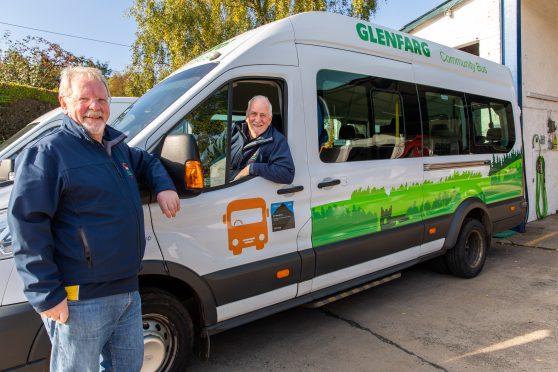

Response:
(233, 165), (250, 181)
(157, 190), (180, 218)
(40, 298), (69, 324)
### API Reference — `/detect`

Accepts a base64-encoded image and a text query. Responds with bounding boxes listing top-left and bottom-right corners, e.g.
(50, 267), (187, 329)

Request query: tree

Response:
(0, 32), (111, 91)
(127, 0), (382, 95)
(108, 72), (133, 96)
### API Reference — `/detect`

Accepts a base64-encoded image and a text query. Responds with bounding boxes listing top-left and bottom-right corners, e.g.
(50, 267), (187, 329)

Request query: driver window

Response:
(168, 79), (284, 189)
(170, 85), (229, 188)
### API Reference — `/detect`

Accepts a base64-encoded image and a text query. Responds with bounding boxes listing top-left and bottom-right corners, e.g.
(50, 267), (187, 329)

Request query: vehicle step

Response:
(305, 273), (402, 308)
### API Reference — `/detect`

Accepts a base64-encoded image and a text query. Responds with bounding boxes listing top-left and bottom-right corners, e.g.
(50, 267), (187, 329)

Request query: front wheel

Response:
(141, 288), (194, 372)
(445, 218), (489, 278)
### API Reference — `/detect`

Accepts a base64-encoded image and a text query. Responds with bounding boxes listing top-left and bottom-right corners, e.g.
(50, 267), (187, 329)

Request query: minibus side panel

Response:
(296, 44), (426, 291)
(415, 61), (524, 237)
(148, 65), (311, 322)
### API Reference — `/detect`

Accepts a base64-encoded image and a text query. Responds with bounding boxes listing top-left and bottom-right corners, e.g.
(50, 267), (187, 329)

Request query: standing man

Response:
(8, 66), (180, 371)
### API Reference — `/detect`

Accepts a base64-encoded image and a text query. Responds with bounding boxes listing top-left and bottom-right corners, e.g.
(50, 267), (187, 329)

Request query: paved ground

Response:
(190, 215), (558, 371)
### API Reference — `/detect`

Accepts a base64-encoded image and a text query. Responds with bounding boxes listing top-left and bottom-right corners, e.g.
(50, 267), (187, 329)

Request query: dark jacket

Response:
(8, 116), (175, 312)
(229, 122), (295, 183)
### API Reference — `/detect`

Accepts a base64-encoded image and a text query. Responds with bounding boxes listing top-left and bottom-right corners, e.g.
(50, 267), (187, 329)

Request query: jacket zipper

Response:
(108, 149), (142, 265)
(78, 227), (93, 268)
(100, 141), (142, 267)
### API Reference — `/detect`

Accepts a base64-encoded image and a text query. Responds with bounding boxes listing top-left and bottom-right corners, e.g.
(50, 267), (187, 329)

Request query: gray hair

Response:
(246, 95), (272, 117)
(59, 66), (110, 99)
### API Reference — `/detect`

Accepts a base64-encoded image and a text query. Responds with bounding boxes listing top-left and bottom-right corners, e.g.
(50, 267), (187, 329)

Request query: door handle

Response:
(277, 185), (304, 195)
(317, 179), (341, 189)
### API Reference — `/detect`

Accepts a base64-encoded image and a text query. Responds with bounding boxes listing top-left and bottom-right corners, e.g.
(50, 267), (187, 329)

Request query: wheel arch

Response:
(139, 260), (217, 326)
(442, 197), (492, 250)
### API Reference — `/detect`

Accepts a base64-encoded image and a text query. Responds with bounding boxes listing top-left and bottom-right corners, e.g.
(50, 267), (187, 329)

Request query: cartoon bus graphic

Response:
(223, 197), (269, 255)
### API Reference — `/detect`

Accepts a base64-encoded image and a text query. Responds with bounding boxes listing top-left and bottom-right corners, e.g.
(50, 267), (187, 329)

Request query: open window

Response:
(167, 79), (286, 189)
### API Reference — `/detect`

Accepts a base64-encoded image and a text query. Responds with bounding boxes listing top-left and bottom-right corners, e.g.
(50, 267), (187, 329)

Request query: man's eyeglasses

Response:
(65, 96), (111, 106)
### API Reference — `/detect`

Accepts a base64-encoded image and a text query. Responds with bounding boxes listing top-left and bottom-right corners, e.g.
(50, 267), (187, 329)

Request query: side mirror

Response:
(160, 134), (203, 195)
(0, 159), (14, 182)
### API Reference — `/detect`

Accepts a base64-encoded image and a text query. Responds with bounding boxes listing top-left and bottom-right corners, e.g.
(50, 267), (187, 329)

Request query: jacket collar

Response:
(238, 121), (274, 149)
(62, 115), (127, 153)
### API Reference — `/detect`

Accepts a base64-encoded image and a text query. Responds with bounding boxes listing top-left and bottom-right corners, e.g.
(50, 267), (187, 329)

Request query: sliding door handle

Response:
(317, 179), (341, 189)
(277, 185), (304, 195)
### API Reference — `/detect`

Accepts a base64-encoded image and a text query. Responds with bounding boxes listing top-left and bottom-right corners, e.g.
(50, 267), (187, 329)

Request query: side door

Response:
(417, 84), (480, 251)
(148, 66), (311, 322)
(297, 45), (425, 292)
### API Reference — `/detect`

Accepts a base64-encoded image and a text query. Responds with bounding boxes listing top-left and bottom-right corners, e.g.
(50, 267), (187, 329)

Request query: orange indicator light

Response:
(428, 227), (437, 235)
(510, 205), (517, 212)
(276, 269), (290, 279)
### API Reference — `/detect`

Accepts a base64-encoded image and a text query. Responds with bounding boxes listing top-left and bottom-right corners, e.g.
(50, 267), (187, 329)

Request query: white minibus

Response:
(0, 12), (525, 371)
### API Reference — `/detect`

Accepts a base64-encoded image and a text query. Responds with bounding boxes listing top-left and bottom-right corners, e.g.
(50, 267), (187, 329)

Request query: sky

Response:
(0, 0), (447, 74)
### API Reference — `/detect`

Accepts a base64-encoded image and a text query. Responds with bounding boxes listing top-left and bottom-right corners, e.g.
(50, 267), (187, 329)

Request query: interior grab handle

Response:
(317, 179), (341, 189)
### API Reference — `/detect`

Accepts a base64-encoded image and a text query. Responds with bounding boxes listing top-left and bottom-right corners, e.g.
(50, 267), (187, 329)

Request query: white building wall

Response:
(521, 0), (558, 221)
(408, 0), (501, 62)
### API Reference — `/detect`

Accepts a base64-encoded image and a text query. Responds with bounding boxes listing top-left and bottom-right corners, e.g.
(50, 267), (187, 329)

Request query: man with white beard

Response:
(8, 66), (180, 371)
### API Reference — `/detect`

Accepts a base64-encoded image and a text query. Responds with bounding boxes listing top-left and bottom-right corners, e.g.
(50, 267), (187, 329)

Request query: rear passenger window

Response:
(468, 96), (515, 153)
(419, 88), (469, 156)
(317, 69), (421, 163)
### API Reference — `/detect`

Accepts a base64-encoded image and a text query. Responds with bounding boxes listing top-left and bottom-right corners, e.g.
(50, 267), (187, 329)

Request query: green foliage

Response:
(0, 82), (58, 107)
(0, 32), (111, 90)
(0, 82), (58, 141)
(126, 0), (382, 95)
(489, 150), (522, 175)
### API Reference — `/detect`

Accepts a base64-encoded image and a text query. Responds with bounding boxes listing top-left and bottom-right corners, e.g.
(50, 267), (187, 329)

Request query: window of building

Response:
(458, 42), (480, 56)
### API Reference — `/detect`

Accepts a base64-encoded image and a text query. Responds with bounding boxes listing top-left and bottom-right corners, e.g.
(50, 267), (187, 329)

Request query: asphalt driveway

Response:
(190, 216), (558, 371)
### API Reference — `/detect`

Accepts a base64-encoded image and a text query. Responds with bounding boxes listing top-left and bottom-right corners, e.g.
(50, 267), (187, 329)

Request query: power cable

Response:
(0, 21), (131, 47)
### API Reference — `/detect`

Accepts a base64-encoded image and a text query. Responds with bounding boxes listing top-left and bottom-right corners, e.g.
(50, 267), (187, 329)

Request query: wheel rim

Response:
(464, 229), (484, 268)
(141, 314), (176, 372)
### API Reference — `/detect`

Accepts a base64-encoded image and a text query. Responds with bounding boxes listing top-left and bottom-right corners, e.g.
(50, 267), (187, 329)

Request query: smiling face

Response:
(59, 74), (110, 142)
(245, 97), (272, 139)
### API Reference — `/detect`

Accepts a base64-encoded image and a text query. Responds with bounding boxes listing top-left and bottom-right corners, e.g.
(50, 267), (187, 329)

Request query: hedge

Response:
(0, 82), (59, 107)
(0, 82), (59, 142)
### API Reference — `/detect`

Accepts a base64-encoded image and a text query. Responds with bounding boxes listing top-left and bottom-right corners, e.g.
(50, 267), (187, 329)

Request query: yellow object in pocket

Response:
(65, 285), (80, 301)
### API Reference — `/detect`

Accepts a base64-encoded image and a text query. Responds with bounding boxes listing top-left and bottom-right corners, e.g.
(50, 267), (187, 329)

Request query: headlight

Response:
(0, 209), (13, 260)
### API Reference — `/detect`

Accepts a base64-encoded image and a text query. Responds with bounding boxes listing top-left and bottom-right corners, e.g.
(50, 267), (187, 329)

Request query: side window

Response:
(469, 96), (515, 153)
(170, 85), (229, 188)
(420, 88), (469, 156)
(168, 79), (284, 189)
(318, 69), (420, 163)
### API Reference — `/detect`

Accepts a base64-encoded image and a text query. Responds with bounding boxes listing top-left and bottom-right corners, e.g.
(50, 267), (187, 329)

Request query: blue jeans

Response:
(42, 291), (143, 372)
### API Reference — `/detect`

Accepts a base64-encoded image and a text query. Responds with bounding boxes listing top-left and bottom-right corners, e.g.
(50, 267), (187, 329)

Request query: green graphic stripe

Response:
(311, 154), (522, 247)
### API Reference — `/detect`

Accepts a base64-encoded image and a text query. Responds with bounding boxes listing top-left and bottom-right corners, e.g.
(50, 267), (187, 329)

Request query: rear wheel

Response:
(141, 288), (194, 372)
(445, 218), (489, 278)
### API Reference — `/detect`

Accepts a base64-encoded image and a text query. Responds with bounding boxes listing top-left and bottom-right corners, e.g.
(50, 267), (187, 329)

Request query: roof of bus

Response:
(174, 11), (513, 92)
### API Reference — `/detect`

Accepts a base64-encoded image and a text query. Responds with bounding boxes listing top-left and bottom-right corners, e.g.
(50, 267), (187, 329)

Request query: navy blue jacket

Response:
(230, 122), (295, 183)
(8, 116), (175, 312)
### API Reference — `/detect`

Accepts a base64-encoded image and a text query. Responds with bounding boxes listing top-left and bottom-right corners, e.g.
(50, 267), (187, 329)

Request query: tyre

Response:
(445, 218), (489, 279)
(141, 288), (194, 372)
